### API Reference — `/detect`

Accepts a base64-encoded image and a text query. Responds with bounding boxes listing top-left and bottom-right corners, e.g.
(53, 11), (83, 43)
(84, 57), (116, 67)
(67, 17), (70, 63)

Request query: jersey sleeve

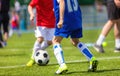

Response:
(29, 0), (37, 7)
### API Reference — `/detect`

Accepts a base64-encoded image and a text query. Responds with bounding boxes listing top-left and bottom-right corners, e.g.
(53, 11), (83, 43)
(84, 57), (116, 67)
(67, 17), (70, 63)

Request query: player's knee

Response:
(72, 42), (78, 47)
(71, 39), (79, 47)
(47, 41), (52, 45)
(110, 19), (120, 23)
(37, 37), (44, 43)
(52, 39), (59, 44)
(52, 37), (62, 44)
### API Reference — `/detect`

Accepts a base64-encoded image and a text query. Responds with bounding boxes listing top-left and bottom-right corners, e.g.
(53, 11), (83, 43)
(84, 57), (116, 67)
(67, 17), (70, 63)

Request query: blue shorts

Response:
(54, 28), (83, 38)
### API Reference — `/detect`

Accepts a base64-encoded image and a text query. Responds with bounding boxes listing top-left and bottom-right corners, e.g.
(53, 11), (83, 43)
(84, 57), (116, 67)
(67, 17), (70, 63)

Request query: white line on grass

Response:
(0, 65), (25, 69)
(65, 56), (120, 63)
(0, 56), (120, 69)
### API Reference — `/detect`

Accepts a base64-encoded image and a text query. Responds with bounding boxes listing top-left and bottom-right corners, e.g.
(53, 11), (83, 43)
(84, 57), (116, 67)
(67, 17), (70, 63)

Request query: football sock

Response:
(40, 41), (49, 50)
(53, 44), (65, 65)
(77, 42), (93, 60)
(31, 40), (41, 59)
(96, 34), (105, 46)
(33, 40), (41, 51)
(115, 39), (120, 48)
(9, 29), (13, 37)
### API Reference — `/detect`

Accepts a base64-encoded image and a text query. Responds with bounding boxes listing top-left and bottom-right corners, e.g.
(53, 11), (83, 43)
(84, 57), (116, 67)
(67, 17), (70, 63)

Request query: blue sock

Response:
(53, 44), (65, 65)
(77, 42), (93, 60)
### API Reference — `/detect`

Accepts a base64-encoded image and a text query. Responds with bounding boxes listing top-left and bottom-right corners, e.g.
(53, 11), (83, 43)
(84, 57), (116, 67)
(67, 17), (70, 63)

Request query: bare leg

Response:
(4, 32), (9, 42)
(114, 21), (120, 39)
(101, 20), (114, 37)
(114, 19), (120, 52)
(94, 20), (115, 53)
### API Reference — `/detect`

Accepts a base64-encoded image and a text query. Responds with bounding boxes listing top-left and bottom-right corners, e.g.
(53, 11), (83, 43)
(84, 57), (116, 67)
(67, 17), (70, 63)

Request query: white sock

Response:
(77, 42), (93, 61)
(115, 39), (120, 48)
(96, 34), (105, 46)
(9, 29), (13, 37)
(31, 41), (41, 59)
(60, 63), (66, 67)
(40, 41), (49, 50)
(53, 44), (65, 66)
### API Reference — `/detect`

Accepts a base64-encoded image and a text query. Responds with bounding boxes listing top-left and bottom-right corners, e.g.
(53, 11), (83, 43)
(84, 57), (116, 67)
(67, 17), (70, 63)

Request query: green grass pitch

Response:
(0, 29), (120, 76)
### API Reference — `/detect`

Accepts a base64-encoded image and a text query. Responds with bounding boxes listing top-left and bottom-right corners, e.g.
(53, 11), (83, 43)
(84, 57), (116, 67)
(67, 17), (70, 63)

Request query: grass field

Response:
(0, 29), (120, 76)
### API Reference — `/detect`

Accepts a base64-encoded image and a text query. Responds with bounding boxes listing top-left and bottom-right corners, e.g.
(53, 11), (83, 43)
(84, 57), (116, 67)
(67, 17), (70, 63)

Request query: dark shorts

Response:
(107, 1), (120, 20)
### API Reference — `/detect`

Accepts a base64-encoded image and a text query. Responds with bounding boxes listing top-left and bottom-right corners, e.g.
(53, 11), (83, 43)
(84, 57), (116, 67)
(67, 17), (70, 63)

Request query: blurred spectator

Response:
(14, 0), (21, 15)
(9, 10), (21, 37)
(0, 0), (10, 47)
(95, 0), (104, 12)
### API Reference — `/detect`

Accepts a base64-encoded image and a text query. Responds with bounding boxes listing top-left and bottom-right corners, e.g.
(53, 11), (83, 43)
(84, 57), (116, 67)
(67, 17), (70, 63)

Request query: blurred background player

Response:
(95, 0), (104, 12)
(94, 0), (120, 53)
(0, 0), (10, 47)
(26, 0), (55, 66)
(53, 0), (98, 74)
(9, 10), (21, 37)
(14, 0), (21, 16)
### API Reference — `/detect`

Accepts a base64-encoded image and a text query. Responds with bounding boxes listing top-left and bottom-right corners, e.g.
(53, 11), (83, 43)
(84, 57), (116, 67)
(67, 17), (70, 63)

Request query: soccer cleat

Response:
(114, 48), (120, 53)
(93, 44), (104, 53)
(55, 64), (68, 75)
(88, 57), (98, 72)
(26, 59), (35, 67)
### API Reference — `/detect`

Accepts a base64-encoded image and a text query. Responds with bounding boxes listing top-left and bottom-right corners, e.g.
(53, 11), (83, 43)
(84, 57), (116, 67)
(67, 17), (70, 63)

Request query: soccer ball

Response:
(34, 50), (50, 66)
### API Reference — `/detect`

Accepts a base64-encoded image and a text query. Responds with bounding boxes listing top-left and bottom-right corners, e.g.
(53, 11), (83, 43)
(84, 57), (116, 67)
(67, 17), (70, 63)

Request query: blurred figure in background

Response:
(14, 0), (21, 16)
(95, 0), (104, 12)
(14, 0), (21, 30)
(9, 10), (21, 37)
(0, 0), (10, 47)
(94, 0), (120, 53)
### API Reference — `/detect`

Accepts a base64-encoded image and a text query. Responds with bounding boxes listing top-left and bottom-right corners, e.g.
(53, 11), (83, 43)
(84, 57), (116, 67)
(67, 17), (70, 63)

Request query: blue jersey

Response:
(53, 0), (82, 31)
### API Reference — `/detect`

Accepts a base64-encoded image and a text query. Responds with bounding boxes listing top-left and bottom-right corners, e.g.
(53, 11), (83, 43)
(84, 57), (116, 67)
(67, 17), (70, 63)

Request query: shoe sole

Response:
(55, 69), (68, 75)
(88, 60), (98, 72)
(61, 69), (68, 74)
(92, 60), (98, 72)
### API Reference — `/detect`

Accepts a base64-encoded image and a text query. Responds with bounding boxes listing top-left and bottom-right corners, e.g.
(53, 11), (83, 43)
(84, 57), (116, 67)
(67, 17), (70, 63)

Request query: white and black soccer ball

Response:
(34, 50), (50, 66)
